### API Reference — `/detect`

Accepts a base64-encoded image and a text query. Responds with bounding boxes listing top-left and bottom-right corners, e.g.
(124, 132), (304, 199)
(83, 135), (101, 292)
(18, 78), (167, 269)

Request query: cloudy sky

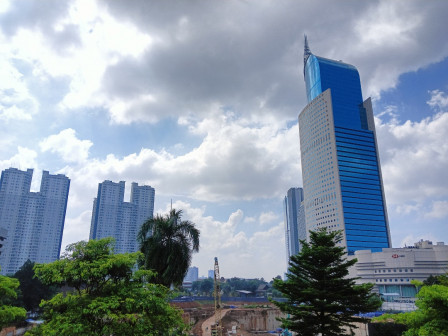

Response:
(1, 0), (447, 279)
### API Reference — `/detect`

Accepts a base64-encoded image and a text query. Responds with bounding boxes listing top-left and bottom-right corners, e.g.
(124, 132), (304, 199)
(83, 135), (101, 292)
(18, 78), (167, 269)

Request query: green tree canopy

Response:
(13, 260), (56, 312)
(375, 281), (448, 335)
(0, 267), (27, 330)
(137, 208), (200, 287)
(273, 229), (381, 336)
(27, 238), (186, 336)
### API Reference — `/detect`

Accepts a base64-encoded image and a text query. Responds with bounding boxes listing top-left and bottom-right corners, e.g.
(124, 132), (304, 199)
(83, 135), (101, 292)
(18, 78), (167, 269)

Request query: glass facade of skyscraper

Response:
(283, 187), (305, 266)
(299, 39), (391, 255)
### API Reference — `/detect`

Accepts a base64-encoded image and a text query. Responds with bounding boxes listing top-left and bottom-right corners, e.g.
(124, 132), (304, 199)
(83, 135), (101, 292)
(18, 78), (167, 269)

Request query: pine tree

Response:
(273, 228), (381, 336)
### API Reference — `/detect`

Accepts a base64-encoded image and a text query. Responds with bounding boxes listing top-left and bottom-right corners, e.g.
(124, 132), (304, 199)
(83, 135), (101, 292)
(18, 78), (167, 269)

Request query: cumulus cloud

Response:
(165, 200), (285, 279)
(40, 128), (93, 163)
(58, 113), (300, 205)
(377, 111), (448, 206)
(259, 211), (279, 226)
(426, 201), (448, 219)
(427, 89), (448, 110)
(0, 146), (38, 172)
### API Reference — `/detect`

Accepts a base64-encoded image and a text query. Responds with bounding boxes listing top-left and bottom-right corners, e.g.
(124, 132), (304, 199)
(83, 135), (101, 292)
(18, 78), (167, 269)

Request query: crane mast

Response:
(212, 257), (222, 336)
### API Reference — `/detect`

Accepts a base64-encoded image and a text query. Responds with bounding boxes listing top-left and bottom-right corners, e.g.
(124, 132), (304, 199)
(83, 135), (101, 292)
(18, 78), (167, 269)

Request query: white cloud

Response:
(40, 128), (93, 163)
(166, 200), (285, 279)
(426, 201), (448, 219)
(427, 89), (448, 110)
(0, 146), (38, 172)
(0, 105), (32, 121)
(259, 211), (279, 226)
(377, 111), (448, 206)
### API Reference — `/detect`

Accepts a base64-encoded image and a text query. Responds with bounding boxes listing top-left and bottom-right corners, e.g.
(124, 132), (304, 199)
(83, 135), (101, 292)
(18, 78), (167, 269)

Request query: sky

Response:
(0, 0), (447, 280)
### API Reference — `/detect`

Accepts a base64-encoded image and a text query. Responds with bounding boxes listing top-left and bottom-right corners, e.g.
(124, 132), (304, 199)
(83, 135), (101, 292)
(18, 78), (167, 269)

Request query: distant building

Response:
(299, 37), (391, 254)
(182, 266), (199, 289)
(208, 269), (214, 278)
(89, 180), (155, 254)
(0, 168), (70, 275)
(349, 240), (448, 305)
(283, 187), (305, 266)
(184, 266), (199, 283)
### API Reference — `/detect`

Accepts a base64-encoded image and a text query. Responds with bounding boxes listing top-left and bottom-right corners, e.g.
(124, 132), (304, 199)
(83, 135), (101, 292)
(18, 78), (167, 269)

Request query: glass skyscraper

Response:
(299, 37), (391, 255)
(283, 187), (305, 265)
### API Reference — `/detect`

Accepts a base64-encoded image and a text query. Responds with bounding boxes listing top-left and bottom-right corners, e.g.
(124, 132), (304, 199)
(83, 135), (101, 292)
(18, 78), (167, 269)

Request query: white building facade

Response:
(0, 168), (70, 275)
(89, 180), (155, 254)
(349, 240), (448, 302)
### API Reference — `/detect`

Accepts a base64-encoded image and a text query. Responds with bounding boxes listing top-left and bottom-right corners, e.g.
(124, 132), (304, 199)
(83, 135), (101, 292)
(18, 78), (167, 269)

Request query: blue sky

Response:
(0, 0), (447, 279)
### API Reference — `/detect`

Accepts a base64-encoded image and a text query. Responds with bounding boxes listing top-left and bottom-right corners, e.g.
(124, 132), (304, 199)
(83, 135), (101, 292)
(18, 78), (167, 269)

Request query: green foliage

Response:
(138, 208), (200, 287)
(0, 267), (27, 329)
(26, 238), (186, 336)
(13, 260), (57, 312)
(375, 284), (448, 336)
(272, 229), (381, 336)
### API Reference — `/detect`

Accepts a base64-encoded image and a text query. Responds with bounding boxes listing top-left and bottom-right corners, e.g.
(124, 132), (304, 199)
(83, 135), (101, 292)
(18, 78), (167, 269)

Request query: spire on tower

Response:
(303, 34), (312, 75)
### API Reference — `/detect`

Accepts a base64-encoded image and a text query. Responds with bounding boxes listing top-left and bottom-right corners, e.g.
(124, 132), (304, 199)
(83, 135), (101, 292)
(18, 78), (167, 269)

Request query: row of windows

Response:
(335, 129), (374, 142)
(341, 186), (382, 197)
(344, 202), (384, 211)
(334, 125), (373, 137)
(341, 181), (381, 192)
(336, 136), (375, 149)
(376, 278), (411, 283)
(345, 223), (388, 232)
(376, 269), (413, 273)
(346, 235), (389, 243)
(342, 195), (384, 205)
(336, 142), (376, 153)
(338, 165), (381, 177)
(339, 170), (380, 182)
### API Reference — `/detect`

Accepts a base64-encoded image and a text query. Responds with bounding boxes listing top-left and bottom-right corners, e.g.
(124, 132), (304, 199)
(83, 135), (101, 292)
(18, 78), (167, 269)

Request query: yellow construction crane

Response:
(211, 257), (222, 336)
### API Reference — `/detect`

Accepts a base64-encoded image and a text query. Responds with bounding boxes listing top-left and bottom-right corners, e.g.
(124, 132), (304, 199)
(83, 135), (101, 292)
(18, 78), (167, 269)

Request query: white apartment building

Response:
(89, 180), (155, 254)
(0, 168), (70, 275)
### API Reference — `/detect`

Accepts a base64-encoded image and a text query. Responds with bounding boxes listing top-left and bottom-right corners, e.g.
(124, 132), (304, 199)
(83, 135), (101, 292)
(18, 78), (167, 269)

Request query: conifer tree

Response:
(273, 228), (381, 336)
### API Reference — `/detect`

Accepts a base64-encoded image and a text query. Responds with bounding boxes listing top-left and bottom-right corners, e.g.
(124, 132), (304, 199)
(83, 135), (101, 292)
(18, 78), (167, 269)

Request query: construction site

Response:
(172, 257), (286, 336)
(174, 300), (285, 336)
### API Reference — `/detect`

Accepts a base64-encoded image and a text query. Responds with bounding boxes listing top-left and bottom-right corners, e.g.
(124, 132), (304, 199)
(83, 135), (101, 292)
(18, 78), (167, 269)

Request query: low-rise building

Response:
(349, 240), (448, 309)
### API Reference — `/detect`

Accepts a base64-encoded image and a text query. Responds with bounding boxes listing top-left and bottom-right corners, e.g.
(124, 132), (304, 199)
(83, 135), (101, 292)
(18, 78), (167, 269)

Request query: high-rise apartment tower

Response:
(89, 180), (155, 254)
(0, 168), (70, 275)
(283, 187), (305, 265)
(298, 37), (391, 255)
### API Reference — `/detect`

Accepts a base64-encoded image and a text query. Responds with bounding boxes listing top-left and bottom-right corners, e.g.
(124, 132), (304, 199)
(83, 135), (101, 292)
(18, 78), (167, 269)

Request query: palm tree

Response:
(137, 208), (200, 287)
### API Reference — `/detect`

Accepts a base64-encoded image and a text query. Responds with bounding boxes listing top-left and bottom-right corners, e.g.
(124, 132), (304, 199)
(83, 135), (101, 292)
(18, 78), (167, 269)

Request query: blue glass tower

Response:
(284, 187), (305, 265)
(299, 36), (391, 255)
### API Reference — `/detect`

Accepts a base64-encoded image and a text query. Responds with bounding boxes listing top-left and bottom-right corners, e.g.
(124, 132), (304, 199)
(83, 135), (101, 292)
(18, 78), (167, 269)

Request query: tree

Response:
(375, 281), (448, 335)
(27, 238), (186, 336)
(272, 229), (381, 336)
(137, 208), (200, 287)
(0, 267), (27, 330)
(13, 260), (56, 312)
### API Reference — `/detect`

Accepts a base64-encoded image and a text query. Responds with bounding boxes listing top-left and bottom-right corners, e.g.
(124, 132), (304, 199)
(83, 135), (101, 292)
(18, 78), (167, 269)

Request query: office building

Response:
(0, 168), (70, 275)
(89, 180), (155, 254)
(348, 240), (448, 310)
(298, 37), (391, 255)
(184, 266), (199, 283)
(208, 269), (214, 279)
(283, 187), (305, 265)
